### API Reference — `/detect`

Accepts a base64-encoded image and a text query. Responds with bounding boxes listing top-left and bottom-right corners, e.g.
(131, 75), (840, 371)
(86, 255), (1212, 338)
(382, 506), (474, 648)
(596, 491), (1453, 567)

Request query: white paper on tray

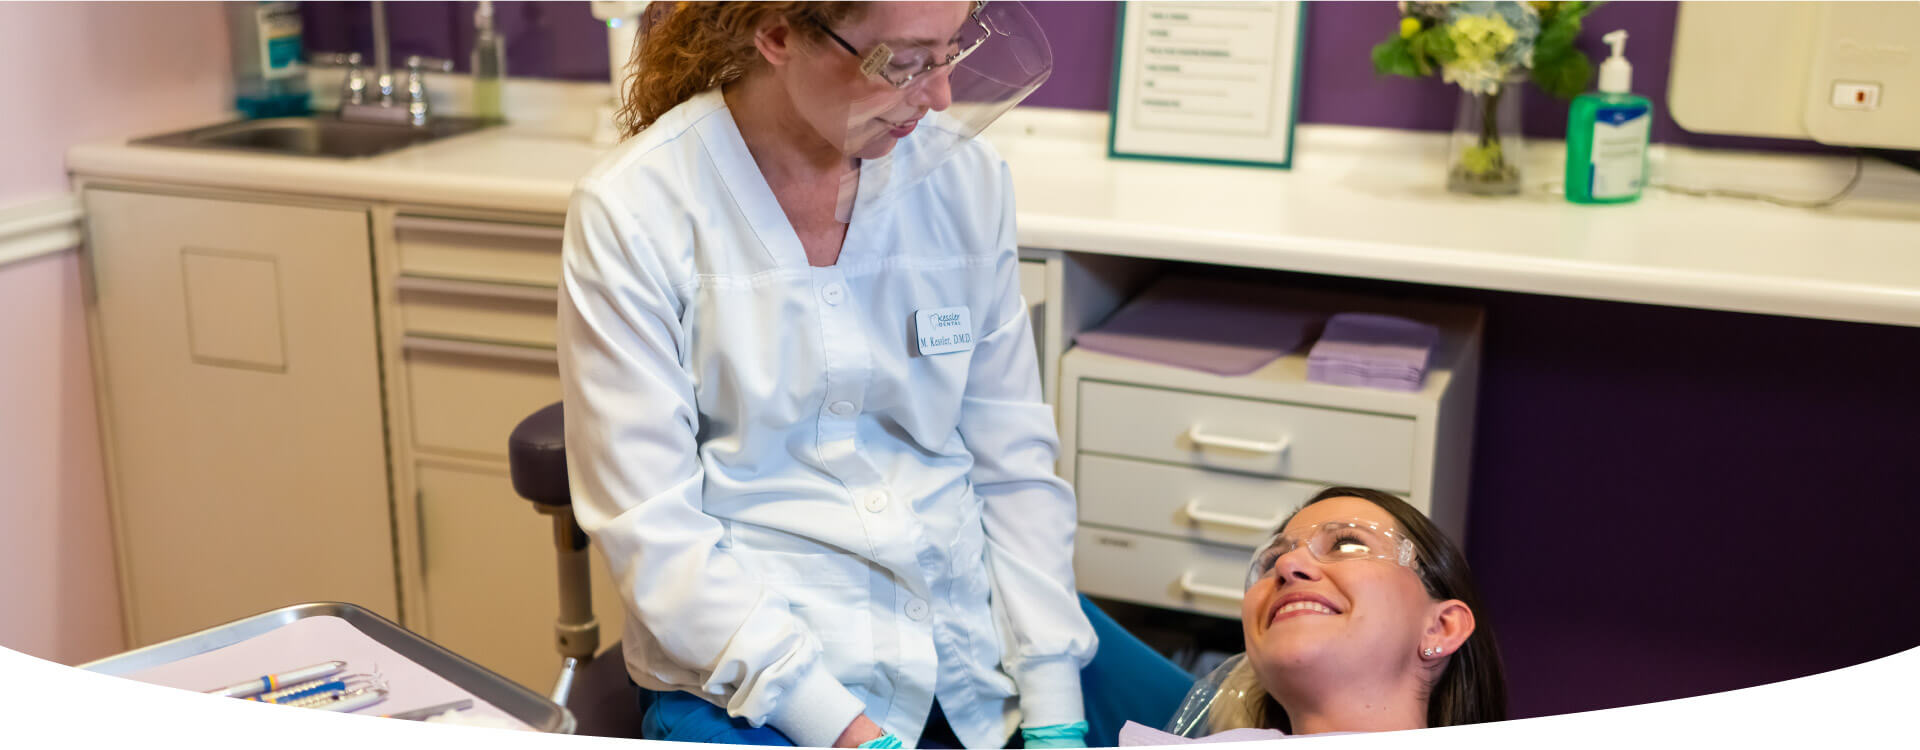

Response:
(123, 615), (533, 731)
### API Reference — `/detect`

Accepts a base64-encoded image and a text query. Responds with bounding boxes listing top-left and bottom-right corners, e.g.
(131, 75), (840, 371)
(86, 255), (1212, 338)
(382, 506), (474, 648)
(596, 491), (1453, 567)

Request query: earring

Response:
(1421, 646), (1444, 658)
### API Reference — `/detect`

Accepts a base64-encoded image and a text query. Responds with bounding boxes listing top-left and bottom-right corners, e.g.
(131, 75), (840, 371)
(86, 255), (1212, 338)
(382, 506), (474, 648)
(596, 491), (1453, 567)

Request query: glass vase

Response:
(1447, 80), (1525, 196)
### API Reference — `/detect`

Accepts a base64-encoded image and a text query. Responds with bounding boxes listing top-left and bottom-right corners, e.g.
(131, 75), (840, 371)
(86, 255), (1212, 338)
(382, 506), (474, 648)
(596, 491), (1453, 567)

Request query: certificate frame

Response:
(1107, 1), (1308, 169)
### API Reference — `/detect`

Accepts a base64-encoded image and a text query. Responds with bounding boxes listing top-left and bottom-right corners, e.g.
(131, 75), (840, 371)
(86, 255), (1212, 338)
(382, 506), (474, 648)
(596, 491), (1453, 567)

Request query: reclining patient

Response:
(1123, 487), (1508, 744)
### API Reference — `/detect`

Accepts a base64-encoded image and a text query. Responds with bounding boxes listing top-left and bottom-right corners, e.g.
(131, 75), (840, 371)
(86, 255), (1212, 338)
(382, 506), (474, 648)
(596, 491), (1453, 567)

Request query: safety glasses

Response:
(814, 5), (994, 88)
(1245, 518), (1418, 590)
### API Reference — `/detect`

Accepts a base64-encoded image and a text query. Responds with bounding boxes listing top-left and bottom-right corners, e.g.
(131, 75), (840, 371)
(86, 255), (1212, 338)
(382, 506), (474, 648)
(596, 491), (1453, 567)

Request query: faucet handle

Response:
(405, 55), (455, 74)
(402, 56), (455, 126)
(315, 51), (364, 67)
(313, 52), (369, 106)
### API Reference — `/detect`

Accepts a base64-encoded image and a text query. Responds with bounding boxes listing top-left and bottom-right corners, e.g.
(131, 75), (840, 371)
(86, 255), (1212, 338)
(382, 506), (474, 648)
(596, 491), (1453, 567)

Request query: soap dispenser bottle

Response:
(1565, 30), (1652, 204)
(471, 0), (507, 122)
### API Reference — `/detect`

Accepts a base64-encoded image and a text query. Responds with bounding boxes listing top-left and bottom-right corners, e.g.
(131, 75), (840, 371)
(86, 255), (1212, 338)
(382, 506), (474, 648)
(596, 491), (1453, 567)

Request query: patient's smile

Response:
(1269, 594), (1342, 625)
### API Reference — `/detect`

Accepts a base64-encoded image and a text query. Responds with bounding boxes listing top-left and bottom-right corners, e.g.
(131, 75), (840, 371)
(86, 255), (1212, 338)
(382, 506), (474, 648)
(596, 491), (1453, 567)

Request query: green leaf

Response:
(1530, 49), (1592, 99)
(1407, 30), (1432, 75)
(1536, 14), (1582, 58)
(1371, 37), (1422, 78)
(1423, 26), (1459, 65)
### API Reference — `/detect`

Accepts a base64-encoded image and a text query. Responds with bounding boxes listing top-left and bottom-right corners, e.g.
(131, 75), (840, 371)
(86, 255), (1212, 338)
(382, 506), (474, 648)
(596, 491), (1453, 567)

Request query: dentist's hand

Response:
(1022, 721), (1090, 748)
(834, 715), (886, 748)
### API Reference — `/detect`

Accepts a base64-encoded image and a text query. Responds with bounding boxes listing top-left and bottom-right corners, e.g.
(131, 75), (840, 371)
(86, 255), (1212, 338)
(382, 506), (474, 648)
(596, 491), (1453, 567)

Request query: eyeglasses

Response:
(1245, 518), (1418, 590)
(814, 6), (995, 89)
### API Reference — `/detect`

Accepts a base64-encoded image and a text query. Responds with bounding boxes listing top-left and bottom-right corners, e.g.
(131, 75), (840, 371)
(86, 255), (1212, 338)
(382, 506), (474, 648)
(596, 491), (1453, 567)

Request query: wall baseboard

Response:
(0, 193), (84, 270)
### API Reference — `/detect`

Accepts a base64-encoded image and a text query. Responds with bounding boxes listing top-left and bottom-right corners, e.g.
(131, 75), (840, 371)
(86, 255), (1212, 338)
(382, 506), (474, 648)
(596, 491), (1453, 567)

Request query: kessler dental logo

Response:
(915, 306), (974, 356)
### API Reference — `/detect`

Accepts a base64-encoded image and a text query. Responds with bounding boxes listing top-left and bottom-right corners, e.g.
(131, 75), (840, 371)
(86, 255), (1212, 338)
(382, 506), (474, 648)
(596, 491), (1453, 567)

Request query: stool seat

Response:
(509, 401), (570, 507)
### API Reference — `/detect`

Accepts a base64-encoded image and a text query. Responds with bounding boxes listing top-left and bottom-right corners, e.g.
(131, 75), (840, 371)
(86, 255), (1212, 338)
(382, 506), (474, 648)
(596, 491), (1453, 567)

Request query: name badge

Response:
(915, 306), (974, 356)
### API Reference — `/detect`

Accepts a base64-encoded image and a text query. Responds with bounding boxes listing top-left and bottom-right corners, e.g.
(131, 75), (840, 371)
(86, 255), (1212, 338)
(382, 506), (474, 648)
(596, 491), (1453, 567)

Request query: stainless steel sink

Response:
(135, 115), (495, 159)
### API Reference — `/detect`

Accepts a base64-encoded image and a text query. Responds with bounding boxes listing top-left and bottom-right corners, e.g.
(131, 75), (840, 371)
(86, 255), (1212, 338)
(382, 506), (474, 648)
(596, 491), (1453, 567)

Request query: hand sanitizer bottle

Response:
(1565, 30), (1652, 204)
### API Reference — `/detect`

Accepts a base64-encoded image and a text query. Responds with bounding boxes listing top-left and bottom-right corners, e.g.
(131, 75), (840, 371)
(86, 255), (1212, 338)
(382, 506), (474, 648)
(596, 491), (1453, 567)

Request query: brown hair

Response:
(617, 2), (867, 137)
(1219, 486), (1508, 733)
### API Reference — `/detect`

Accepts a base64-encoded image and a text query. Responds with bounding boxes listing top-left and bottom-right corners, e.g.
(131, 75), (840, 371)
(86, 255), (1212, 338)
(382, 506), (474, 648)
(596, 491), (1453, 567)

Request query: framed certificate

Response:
(1108, 1), (1307, 169)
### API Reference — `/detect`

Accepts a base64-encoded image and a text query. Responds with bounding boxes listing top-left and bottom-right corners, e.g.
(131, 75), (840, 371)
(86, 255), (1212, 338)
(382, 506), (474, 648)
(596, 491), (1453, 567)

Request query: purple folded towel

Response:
(1075, 278), (1325, 376)
(1306, 313), (1440, 392)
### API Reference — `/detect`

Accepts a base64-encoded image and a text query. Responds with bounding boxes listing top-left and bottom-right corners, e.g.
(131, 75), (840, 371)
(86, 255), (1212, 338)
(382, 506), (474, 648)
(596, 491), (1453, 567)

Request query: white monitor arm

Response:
(589, 1), (651, 145)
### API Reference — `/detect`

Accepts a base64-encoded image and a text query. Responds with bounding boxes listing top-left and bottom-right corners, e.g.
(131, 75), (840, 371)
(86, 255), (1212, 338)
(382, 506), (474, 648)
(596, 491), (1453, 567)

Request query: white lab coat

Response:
(557, 88), (1096, 748)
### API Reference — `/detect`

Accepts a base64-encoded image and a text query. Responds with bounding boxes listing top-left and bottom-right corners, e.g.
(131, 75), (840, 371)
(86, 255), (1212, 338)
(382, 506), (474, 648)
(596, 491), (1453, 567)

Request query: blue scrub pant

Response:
(634, 595), (1194, 747)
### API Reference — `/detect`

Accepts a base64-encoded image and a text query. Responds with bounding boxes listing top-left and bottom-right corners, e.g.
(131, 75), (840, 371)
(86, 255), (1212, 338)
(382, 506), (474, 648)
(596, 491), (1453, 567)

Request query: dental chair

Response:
(507, 401), (1193, 744)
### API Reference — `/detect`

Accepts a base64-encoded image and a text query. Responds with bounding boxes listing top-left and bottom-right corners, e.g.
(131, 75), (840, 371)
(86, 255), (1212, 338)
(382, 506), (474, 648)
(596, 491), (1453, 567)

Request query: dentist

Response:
(557, 2), (1093, 747)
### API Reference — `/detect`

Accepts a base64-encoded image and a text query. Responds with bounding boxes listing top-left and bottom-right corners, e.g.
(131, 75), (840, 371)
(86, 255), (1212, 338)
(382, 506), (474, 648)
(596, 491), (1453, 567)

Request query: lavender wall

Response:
(0, 1), (234, 667)
(303, 0), (1920, 721)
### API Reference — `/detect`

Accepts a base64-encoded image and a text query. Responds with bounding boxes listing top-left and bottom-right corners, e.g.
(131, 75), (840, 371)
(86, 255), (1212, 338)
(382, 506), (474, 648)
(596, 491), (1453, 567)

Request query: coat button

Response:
(863, 491), (889, 512)
(829, 400), (856, 416)
(906, 598), (929, 621)
(821, 283), (845, 305)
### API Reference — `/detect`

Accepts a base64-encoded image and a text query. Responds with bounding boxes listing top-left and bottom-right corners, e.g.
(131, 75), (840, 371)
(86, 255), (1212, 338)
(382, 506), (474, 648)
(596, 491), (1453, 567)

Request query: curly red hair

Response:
(617, 1), (867, 137)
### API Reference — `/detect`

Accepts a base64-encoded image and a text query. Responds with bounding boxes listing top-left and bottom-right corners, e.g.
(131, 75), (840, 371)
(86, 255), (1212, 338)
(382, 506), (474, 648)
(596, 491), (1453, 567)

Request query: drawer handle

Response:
(396, 274), (559, 303)
(394, 215), (565, 243)
(1182, 499), (1285, 533)
(403, 335), (557, 364)
(1177, 572), (1246, 603)
(1185, 426), (1291, 457)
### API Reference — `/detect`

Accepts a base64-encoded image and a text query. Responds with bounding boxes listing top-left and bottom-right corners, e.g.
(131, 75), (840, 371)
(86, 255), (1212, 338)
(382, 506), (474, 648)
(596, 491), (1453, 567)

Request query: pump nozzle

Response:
(1598, 29), (1632, 94)
(1603, 30), (1627, 58)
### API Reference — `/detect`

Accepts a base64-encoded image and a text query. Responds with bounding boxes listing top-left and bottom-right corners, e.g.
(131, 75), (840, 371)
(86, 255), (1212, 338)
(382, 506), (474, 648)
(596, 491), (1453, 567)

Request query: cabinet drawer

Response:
(397, 276), (559, 347)
(1075, 527), (1250, 620)
(395, 216), (563, 287)
(405, 337), (562, 459)
(1077, 381), (1416, 492)
(1077, 454), (1322, 547)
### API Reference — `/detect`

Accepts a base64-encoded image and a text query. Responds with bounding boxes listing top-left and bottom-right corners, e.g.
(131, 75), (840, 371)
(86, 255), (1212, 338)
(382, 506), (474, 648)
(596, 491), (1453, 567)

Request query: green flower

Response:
(1447, 15), (1518, 67)
(1440, 13), (1523, 94)
(1461, 141), (1504, 176)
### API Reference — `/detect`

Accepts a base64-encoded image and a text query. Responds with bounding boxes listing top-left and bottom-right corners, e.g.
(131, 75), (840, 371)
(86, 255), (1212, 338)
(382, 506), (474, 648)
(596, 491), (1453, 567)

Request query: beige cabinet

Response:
(381, 214), (626, 691)
(84, 190), (397, 645)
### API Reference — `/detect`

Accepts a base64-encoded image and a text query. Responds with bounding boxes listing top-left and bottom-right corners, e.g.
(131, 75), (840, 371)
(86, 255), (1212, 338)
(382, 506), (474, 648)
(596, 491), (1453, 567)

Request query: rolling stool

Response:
(507, 401), (645, 738)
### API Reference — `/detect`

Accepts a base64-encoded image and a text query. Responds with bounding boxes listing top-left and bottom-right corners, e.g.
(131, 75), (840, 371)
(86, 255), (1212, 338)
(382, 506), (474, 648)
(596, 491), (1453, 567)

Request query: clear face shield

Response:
(814, 1), (1053, 219)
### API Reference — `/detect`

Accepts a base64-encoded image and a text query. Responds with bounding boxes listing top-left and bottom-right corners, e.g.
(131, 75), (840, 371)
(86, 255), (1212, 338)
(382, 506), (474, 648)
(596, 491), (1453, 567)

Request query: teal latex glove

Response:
(857, 734), (903, 749)
(1021, 721), (1089, 748)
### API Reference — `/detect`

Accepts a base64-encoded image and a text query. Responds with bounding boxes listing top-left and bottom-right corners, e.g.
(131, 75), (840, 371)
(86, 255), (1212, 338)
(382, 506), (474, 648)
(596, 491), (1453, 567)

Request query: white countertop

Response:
(68, 106), (1920, 328)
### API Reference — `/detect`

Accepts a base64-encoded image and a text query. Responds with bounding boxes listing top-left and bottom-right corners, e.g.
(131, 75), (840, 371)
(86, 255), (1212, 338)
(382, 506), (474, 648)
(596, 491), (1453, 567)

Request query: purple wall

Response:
(307, 0), (1835, 151)
(1450, 287), (1920, 718)
(1024, 1), (1840, 151)
(302, 0), (1920, 722)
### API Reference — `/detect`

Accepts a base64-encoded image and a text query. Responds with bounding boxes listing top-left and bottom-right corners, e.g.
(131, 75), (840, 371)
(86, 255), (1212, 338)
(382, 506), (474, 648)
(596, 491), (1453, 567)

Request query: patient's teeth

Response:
(1276, 601), (1334, 616)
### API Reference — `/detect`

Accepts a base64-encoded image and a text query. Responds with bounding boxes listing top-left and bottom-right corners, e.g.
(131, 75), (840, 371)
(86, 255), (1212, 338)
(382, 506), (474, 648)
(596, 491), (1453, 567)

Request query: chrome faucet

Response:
(313, 1), (452, 127)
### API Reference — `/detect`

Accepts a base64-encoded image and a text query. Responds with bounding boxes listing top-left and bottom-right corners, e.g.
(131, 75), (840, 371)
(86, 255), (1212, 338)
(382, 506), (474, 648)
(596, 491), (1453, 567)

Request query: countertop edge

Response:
(66, 130), (1920, 330)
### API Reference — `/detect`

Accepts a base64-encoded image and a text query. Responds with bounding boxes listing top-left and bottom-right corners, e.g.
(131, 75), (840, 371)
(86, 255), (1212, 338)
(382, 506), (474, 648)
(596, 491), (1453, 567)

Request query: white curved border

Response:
(5, 642), (1917, 748)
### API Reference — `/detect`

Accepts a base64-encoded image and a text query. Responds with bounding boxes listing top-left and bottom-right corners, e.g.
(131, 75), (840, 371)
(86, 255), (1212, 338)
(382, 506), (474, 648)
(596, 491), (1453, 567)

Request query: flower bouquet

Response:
(1372, 2), (1600, 194)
